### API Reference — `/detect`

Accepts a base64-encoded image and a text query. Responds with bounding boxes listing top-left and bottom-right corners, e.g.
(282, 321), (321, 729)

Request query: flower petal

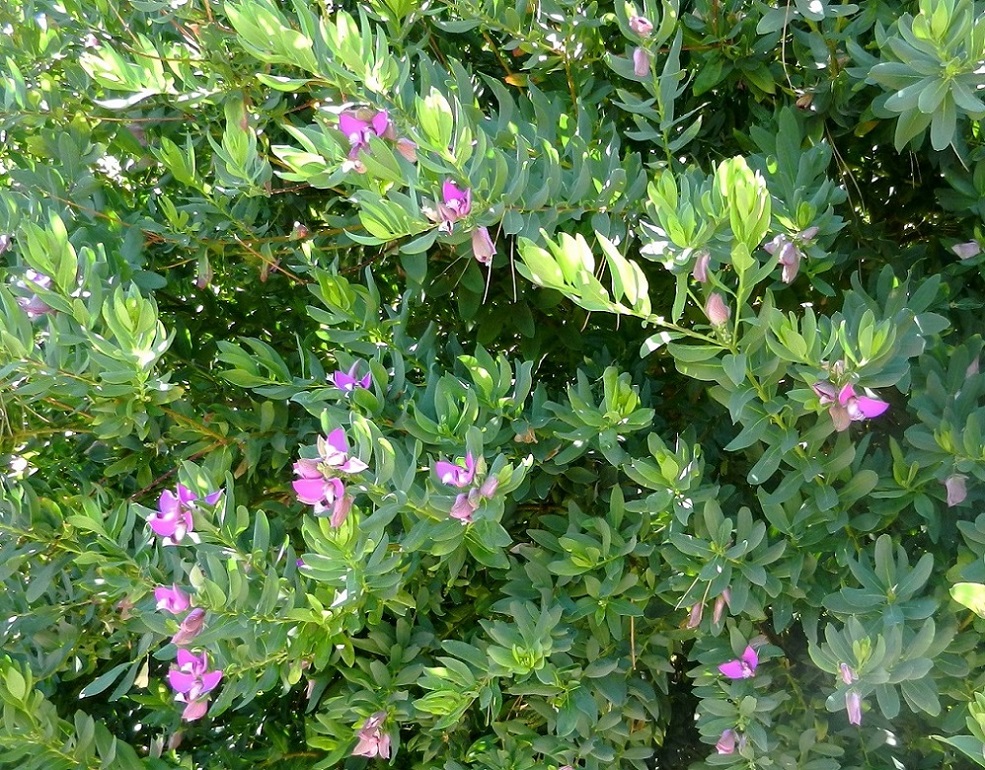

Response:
(854, 396), (889, 419)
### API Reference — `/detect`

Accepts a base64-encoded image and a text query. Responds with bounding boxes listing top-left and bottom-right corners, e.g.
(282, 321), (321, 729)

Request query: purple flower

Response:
(168, 649), (222, 722)
(330, 363), (371, 393)
(148, 484), (221, 545)
(155, 584), (191, 614)
(839, 662), (857, 685)
(633, 47), (651, 77)
(692, 251), (710, 283)
(953, 241), (981, 260)
(715, 728), (736, 755)
(812, 381), (889, 432)
(450, 492), (478, 522)
(629, 15), (653, 37)
(171, 607), (206, 646)
(352, 711), (391, 759)
(472, 226), (497, 265)
(719, 645), (758, 679)
(15, 270), (54, 320)
(945, 474), (968, 507)
(338, 109), (390, 158)
(435, 453), (476, 488)
(705, 293), (731, 327)
(846, 689), (862, 725)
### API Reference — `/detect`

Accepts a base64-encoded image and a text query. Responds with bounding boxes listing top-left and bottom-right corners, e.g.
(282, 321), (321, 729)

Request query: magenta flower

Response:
(715, 728), (737, 755)
(338, 109), (390, 158)
(292, 465), (353, 527)
(705, 293), (731, 327)
(472, 226), (497, 265)
(629, 15), (653, 37)
(846, 689), (862, 725)
(352, 711), (391, 759)
(330, 363), (371, 393)
(171, 607), (206, 647)
(429, 180), (472, 234)
(148, 484), (221, 545)
(839, 662), (857, 685)
(719, 645), (758, 679)
(633, 46), (651, 77)
(692, 251), (710, 283)
(168, 649), (222, 722)
(945, 474), (968, 507)
(316, 429), (369, 474)
(435, 453), (476, 488)
(155, 584), (191, 614)
(812, 381), (889, 432)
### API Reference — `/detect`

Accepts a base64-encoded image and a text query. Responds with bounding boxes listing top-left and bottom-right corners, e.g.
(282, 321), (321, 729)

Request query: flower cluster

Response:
(352, 711), (391, 758)
(338, 108), (417, 170)
(148, 484), (222, 545)
(168, 649), (223, 722)
(812, 380), (889, 432)
(434, 452), (498, 523)
(293, 428), (367, 527)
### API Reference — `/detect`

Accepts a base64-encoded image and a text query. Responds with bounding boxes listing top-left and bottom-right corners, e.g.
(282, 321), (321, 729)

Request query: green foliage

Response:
(2, 0), (985, 769)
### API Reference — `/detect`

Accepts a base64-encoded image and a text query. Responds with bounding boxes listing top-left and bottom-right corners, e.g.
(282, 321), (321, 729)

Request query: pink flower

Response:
(945, 474), (968, 507)
(704, 293), (731, 326)
(171, 607), (206, 646)
(168, 649), (222, 722)
(472, 226), (497, 265)
(430, 180), (472, 234)
(812, 381), (889, 432)
(352, 711), (391, 759)
(953, 241), (981, 260)
(692, 251), (710, 283)
(719, 645), (758, 679)
(330, 363), (371, 393)
(338, 109), (390, 159)
(765, 234), (802, 283)
(846, 689), (862, 725)
(450, 493), (478, 522)
(629, 15), (653, 37)
(633, 46), (650, 77)
(435, 453), (476, 488)
(154, 584), (190, 614)
(716, 728), (737, 754)
(839, 662), (857, 685)
(148, 484), (221, 545)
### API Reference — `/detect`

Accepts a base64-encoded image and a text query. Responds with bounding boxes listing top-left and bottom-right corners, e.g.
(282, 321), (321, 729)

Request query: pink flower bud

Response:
(472, 226), (497, 265)
(686, 602), (703, 629)
(633, 47), (651, 77)
(712, 588), (731, 624)
(846, 689), (862, 725)
(692, 251), (710, 283)
(945, 474), (967, 507)
(395, 137), (418, 163)
(705, 293), (730, 326)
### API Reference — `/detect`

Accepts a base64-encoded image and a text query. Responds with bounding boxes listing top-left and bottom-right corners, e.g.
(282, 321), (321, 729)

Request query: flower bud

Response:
(705, 293), (730, 326)
(692, 251), (710, 283)
(395, 137), (418, 163)
(629, 16), (653, 37)
(945, 474), (967, 507)
(633, 47), (650, 77)
(471, 226), (497, 266)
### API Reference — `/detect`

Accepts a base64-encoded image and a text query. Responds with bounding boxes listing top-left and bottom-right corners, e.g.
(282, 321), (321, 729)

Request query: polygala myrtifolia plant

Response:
(3, 0), (985, 768)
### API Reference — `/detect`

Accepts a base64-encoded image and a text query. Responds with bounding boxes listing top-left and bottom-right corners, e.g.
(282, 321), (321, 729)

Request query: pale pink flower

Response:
(705, 293), (731, 326)
(945, 474), (968, 507)
(472, 226), (497, 265)
(838, 662), (857, 685)
(953, 241), (981, 260)
(629, 16), (653, 37)
(171, 607), (206, 646)
(692, 251), (710, 283)
(633, 47), (650, 77)
(352, 711), (391, 759)
(846, 689), (862, 725)
(716, 728), (736, 754)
